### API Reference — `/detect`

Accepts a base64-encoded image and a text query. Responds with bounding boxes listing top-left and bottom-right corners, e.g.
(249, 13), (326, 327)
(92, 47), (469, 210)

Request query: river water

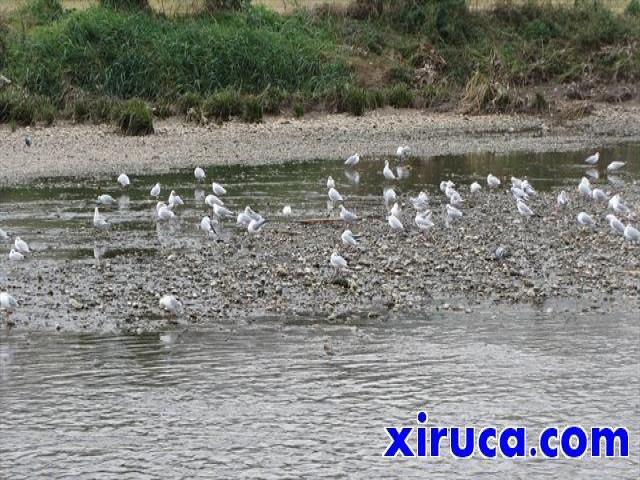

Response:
(1, 145), (639, 477)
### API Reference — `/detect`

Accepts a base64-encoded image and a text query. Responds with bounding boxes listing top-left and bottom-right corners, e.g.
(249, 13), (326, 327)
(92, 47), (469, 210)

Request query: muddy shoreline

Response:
(1, 102), (640, 186)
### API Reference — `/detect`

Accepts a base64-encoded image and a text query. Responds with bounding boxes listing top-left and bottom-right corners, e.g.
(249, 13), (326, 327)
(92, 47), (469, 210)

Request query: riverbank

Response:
(2, 102), (640, 185)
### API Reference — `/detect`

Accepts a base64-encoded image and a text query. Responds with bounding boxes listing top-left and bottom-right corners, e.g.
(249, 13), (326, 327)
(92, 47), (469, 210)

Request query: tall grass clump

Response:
(202, 89), (242, 122)
(99, 0), (149, 10)
(116, 99), (154, 135)
(8, 6), (348, 102)
(21, 0), (64, 27)
(0, 87), (55, 125)
(386, 84), (414, 108)
(242, 95), (263, 123)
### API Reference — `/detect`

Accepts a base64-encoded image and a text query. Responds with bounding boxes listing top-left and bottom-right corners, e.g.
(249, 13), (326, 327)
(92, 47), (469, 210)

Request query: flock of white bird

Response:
(0, 146), (638, 323)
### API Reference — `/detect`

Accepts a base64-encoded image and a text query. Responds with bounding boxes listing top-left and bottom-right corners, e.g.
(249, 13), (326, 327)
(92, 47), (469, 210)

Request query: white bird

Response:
(578, 177), (592, 198)
(396, 146), (411, 159)
(605, 214), (625, 235)
(0, 228), (8, 241)
(248, 218), (267, 234)
(410, 191), (429, 211)
(330, 251), (348, 272)
(0, 292), (18, 323)
(521, 180), (537, 196)
(390, 202), (401, 218)
(14, 237), (30, 254)
(156, 203), (175, 222)
(577, 212), (596, 228)
(444, 185), (458, 199)
(440, 180), (455, 193)
(383, 160), (396, 180)
(446, 204), (463, 224)
(511, 186), (529, 201)
(591, 188), (608, 202)
(415, 211), (434, 234)
(557, 190), (569, 207)
(150, 183), (161, 198)
(487, 174), (501, 188)
(388, 214), (403, 231)
(584, 152), (599, 165)
(341, 229), (360, 247)
(200, 216), (217, 237)
(470, 182), (481, 194)
(345, 153), (360, 166)
(212, 182), (227, 196)
(194, 167), (206, 182)
(609, 194), (631, 215)
(282, 205), (292, 216)
(339, 205), (358, 222)
(97, 194), (115, 205)
(117, 173), (130, 188)
(606, 161), (625, 172)
(328, 187), (343, 203)
(396, 166), (411, 179)
(511, 177), (523, 189)
(516, 199), (533, 217)
(384, 187), (397, 206)
(159, 295), (183, 317)
(585, 168), (599, 180)
(236, 207), (254, 227)
(9, 249), (24, 261)
(168, 190), (184, 209)
(344, 170), (360, 185)
(624, 224), (639, 242)
(326, 176), (336, 189)
(213, 203), (234, 220)
(93, 207), (110, 231)
(205, 194), (224, 209)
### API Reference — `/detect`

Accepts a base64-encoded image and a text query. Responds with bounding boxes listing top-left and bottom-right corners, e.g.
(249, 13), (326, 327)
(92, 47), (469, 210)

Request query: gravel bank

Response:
(1, 103), (640, 186)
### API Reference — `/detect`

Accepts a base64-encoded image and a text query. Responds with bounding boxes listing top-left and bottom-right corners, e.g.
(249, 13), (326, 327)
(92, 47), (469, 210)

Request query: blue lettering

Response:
(500, 427), (526, 458)
(562, 426), (587, 458)
(384, 427), (414, 457)
(478, 427), (497, 458)
(591, 427), (629, 457)
(430, 427), (448, 457)
(451, 427), (474, 458)
(540, 427), (558, 458)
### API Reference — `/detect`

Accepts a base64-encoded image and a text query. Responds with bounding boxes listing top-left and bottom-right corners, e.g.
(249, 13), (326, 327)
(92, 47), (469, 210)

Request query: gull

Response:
(624, 224), (639, 243)
(248, 218), (268, 234)
(282, 205), (292, 216)
(522, 180), (537, 196)
(9, 249), (24, 261)
(511, 186), (529, 201)
(327, 176), (336, 189)
(383, 187), (397, 206)
(415, 211), (434, 234)
(446, 204), (463, 224)
(444, 185), (458, 199)
(205, 194), (224, 209)
(14, 237), (30, 254)
(156, 203), (175, 222)
(396, 146), (411, 159)
(93, 207), (110, 231)
(410, 191), (429, 211)
(200, 216), (217, 237)
(585, 168), (599, 180)
(390, 202), (401, 218)
(605, 214), (625, 235)
(150, 183), (161, 198)
(328, 187), (343, 204)
(97, 194), (115, 206)
(584, 152), (599, 165)
(440, 180), (455, 193)
(511, 177), (523, 189)
(448, 192), (464, 208)
(212, 182), (227, 196)
(577, 212), (596, 228)
(339, 205), (357, 223)
(341, 229), (361, 247)
(237, 207), (254, 227)
(213, 203), (234, 220)
(591, 188), (608, 202)
(470, 182), (481, 194)
(608, 194), (630, 215)
(578, 177), (592, 198)
(159, 295), (183, 317)
(0, 292), (18, 324)
(194, 167), (206, 182)
(516, 199), (533, 217)
(345, 153), (360, 166)
(396, 166), (411, 179)
(168, 190), (184, 209)
(494, 246), (510, 261)
(383, 160), (396, 180)
(557, 190), (569, 207)
(0, 228), (8, 241)
(117, 173), (130, 189)
(607, 161), (625, 172)
(387, 214), (403, 231)
(330, 251), (348, 273)
(487, 174), (501, 188)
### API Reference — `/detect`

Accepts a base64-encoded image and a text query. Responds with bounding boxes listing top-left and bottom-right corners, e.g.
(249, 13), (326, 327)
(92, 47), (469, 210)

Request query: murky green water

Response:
(0, 145), (639, 477)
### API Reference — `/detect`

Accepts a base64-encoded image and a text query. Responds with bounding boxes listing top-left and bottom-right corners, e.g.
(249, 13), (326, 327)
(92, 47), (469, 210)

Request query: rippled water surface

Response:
(1, 145), (639, 477)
